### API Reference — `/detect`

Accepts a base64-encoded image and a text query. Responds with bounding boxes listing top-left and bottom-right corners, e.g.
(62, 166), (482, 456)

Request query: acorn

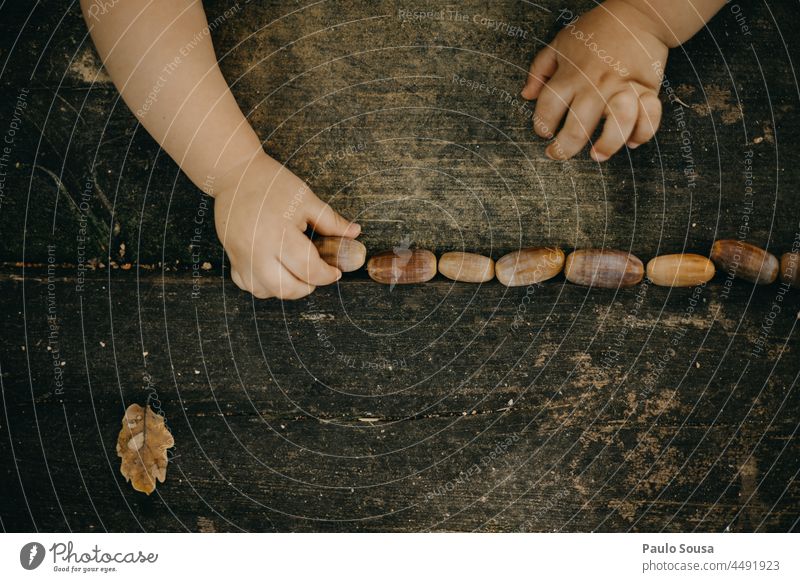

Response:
(646, 254), (715, 287)
(438, 252), (495, 283)
(710, 240), (778, 285)
(367, 249), (437, 284)
(314, 236), (367, 272)
(495, 247), (564, 287)
(780, 252), (800, 289)
(564, 249), (644, 288)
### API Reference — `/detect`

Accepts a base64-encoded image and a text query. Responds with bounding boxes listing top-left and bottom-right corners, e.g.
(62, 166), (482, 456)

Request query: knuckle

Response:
(538, 82), (557, 98)
(611, 93), (639, 121)
(542, 84), (568, 105)
(613, 104), (637, 125)
(597, 71), (616, 87)
(614, 90), (638, 107)
(561, 125), (588, 143)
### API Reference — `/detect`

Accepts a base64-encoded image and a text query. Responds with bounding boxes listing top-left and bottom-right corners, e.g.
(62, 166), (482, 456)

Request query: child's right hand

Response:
(522, 0), (669, 161)
(213, 153), (361, 299)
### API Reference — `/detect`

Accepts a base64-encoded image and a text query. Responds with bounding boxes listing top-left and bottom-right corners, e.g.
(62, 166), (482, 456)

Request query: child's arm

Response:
(522, 0), (726, 162)
(80, 0), (359, 299)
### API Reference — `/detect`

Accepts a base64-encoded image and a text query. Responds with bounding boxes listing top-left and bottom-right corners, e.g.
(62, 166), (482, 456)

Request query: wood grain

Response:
(0, 0), (798, 532)
(1, 270), (797, 531)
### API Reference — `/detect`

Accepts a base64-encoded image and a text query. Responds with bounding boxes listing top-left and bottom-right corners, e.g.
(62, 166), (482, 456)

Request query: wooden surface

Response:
(1, 0), (798, 532)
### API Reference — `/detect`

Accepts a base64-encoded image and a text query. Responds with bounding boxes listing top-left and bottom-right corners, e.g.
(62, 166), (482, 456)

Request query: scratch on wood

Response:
(69, 47), (111, 85)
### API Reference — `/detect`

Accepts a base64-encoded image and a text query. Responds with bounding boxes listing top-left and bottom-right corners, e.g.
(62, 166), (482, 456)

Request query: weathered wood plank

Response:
(1, 0), (798, 533)
(1, 270), (797, 531)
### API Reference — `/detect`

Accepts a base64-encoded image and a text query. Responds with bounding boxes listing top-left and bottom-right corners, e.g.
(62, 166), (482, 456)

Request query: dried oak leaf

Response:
(116, 403), (174, 495)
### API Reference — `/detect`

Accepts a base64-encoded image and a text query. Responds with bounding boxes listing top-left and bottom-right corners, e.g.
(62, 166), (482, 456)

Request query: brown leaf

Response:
(116, 403), (175, 495)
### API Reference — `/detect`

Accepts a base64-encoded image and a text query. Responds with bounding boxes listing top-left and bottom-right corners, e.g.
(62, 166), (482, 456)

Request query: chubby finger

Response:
(591, 90), (639, 162)
(306, 196), (360, 238)
(281, 230), (342, 287)
(257, 259), (316, 300)
(532, 80), (573, 140)
(522, 44), (558, 100)
(274, 263), (316, 300)
(548, 96), (604, 160)
(231, 267), (272, 299)
(628, 91), (662, 148)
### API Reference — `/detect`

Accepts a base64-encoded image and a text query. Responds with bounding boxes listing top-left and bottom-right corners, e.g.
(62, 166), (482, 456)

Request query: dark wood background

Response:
(1, 0), (797, 532)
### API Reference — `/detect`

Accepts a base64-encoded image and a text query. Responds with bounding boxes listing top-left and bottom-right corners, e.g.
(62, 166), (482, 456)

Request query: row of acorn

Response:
(313, 237), (800, 289)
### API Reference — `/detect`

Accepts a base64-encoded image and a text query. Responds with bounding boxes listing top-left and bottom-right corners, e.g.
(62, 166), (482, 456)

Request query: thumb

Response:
(306, 198), (361, 238)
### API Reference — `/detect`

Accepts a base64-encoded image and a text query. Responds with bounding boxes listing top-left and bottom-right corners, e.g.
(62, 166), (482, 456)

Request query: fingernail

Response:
(545, 145), (557, 160)
(336, 270), (342, 281)
(591, 149), (609, 162)
(627, 141), (640, 150)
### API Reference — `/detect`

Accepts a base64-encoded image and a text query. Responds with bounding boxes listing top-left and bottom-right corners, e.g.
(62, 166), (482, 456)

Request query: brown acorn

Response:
(646, 254), (715, 287)
(314, 236), (367, 272)
(438, 252), (495, 283)
(710, 240), (779, 285)
(780, 252), (800, 289)
(367, 249), (437, 284)
(495, 247), (564, 287)
(564, 249), (644, 288)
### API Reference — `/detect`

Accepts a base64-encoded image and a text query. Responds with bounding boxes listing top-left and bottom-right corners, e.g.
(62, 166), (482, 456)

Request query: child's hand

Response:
(214, 153), (360, 299)
(522, 0), (669, 161)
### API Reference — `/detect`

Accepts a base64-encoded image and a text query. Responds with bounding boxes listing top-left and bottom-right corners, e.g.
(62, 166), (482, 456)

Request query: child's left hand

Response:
(522, 0), (669, 161)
